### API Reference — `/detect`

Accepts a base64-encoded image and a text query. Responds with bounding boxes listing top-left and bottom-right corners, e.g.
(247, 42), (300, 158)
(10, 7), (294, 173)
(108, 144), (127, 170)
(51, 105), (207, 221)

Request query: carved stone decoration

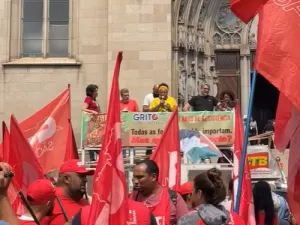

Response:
(187, 26), (196, 50)
(249, 33), (256, 49)
(216, 4), (243, 33)
(199, 0), (209, 22)
(178, 58), (187, 108)
(189, 0), (201, 24)
(178, 0), (189, 23)
(222, 33), (231, 45)
(232, 33), (241, 45)
(248, 14), (258, 49)
(198, 63), (206, 80)
(177, 54), (213, 107)
(196, 27), (204, 52)
(178, 24), (187, 47)
(190, 61), (196, 78)
(213, 33), (221, 45)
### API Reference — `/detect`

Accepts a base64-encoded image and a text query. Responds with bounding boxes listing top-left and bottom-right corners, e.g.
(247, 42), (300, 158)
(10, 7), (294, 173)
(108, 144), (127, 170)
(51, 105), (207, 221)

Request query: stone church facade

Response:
(0, 0), (257, 139)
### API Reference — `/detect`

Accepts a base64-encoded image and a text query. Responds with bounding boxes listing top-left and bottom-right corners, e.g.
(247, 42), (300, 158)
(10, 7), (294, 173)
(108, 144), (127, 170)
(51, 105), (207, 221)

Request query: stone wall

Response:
(0, 0), (109, 143)
(107, 0), (173, 108)
(0, 0), (173, 144)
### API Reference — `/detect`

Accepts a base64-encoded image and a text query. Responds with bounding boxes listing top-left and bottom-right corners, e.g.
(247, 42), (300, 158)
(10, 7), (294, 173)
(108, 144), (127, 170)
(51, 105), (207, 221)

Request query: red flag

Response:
(64, 120), (79, 161)
(255, 1), (300, 111)
(230, 0), (268, 23)
(150, 107), (181, 191)
(254, 2), (300, 152)
(287, 124), (300, 223)
(1, 122), (10, 161)
(10, 115), (44, 189)
(20, 89), (70, 173)
(233, 105), (256, 225)
(10, 115), (45, 214)
(231, 0), (300, 221)
(88, 52), (128, 225)
(274, 94), (297, 152)
(1, 122), (18, 210)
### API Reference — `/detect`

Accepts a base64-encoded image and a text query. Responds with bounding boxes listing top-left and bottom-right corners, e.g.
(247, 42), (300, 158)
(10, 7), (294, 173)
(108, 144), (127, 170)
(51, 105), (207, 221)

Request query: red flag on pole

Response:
(88, 52), (128, 225)
(231, 0), (300, 222)
(288, 125), (300, 224)
(10, 115), (45, 190)
(1, 122), (18, 211)
(233, 105), (256, 225)
(1, 122), (10, 161)
(64, 120), (79, 161)
(20, 89), (70, 173)
(150, 107), (181, 191)
(10, 115), (45, 214)
(230, 0), (268, 23)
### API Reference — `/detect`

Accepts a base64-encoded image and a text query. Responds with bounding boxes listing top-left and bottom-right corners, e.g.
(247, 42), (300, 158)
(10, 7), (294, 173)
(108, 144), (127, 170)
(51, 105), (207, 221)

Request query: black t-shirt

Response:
(188, 95), (218, 111)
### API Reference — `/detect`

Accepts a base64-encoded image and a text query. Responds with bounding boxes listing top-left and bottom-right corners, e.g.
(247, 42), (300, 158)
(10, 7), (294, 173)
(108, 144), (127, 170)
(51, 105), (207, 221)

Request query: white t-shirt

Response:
(221, 199), (232, 211)
(19, 215), (34, 221)
(143, 93), (154, 106)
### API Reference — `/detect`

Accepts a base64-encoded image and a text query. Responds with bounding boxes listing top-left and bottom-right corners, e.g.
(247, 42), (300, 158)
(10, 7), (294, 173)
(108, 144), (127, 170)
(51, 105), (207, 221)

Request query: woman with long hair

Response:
(177, 168), (245, 225)
(253, 181), (278, 225)
(218, 91), (235, 111)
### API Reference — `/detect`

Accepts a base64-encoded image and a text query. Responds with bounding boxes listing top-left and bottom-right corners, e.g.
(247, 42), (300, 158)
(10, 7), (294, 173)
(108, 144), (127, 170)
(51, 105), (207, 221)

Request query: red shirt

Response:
(79, 200), (151, 225)
(84, 96), (100, 113)
(120, 99), (139, 112)
(18, 216), (49, 225)
(47, 187), (89, 225)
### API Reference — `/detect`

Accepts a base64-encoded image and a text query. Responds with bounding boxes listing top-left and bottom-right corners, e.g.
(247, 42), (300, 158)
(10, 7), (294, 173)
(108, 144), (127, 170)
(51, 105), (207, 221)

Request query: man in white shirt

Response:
(142, 84), (159, 112)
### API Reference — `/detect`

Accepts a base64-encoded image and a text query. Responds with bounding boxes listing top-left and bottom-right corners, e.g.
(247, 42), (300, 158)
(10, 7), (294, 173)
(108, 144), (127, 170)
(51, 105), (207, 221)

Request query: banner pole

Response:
(234, 70), (257, 213)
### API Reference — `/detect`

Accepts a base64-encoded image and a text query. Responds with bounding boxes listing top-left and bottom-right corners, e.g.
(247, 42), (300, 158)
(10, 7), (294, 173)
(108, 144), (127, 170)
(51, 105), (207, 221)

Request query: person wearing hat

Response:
(18, 179), (56, 225)
(48, 159), (94, 225)
(178, 182), (194, 210)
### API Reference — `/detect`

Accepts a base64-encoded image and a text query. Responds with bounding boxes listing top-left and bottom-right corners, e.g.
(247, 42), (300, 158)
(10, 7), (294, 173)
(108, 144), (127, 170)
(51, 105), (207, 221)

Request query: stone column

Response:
(172, 47), (179, 101)
(240, 54), (251, 116)
(194, 51), (198, 96)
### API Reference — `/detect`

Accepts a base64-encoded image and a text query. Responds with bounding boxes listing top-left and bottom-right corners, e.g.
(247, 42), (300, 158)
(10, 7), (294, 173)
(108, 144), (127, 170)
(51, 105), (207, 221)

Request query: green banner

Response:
(81, 111), (234, 148)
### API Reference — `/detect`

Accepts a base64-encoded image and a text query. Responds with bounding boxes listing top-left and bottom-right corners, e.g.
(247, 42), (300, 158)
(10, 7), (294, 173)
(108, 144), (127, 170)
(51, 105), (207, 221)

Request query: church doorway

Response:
(251, 73), (279, 134)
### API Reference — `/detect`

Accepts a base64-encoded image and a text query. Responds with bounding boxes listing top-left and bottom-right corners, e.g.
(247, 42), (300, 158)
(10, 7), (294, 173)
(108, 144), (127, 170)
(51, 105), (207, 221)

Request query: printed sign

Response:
(81, 111), (234, 148)
(247, 152), (269, 170)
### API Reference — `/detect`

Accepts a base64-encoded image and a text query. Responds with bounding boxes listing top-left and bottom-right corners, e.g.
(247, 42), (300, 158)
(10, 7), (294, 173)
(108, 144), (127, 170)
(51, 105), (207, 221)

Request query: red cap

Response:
(178, 182), (193, 195)
(59, 159), (94, 175)
(27, 179), (56, 205)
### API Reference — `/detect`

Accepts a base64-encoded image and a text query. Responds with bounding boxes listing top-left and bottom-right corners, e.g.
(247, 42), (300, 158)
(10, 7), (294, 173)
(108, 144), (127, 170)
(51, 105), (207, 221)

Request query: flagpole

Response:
(234, 70), (257, 213)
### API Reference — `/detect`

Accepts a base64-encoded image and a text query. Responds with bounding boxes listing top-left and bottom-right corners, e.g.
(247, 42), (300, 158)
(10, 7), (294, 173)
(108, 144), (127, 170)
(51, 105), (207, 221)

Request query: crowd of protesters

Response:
(0, 159), (296, 225)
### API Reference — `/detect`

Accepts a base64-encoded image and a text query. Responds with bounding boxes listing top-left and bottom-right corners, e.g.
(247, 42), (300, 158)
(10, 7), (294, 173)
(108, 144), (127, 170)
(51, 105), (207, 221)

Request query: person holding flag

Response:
(18, 179), (56, 225)
(177, 168), (245, 225)
(130, 160), (188, 225)
(48, 159), (93, 225)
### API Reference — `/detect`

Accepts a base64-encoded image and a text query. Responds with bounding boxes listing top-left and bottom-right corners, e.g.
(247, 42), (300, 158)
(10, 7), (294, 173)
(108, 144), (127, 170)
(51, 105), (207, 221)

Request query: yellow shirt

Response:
(149, 96), (177, 112)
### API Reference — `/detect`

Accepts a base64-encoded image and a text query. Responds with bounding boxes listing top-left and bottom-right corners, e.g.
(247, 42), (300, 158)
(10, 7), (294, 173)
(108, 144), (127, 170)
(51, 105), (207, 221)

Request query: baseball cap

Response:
(59, 159), (94, 175)
(27, 179), (56, 205)
(178, 181), (193, 195)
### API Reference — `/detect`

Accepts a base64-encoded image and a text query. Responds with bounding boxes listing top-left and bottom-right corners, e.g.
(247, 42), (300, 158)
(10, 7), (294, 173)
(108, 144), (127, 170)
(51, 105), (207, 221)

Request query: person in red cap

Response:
(18, 179), (56, 225)
(70, 200), (158, 225)
(178, 182), (195, 211)
(48, 159), (94, 225)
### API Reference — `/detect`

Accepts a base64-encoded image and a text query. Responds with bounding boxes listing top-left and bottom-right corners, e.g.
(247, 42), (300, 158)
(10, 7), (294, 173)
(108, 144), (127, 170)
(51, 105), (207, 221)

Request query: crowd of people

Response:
(0, 159), (295, 225)
(81, 83), (236, 115)
(81, 83), (236, 161)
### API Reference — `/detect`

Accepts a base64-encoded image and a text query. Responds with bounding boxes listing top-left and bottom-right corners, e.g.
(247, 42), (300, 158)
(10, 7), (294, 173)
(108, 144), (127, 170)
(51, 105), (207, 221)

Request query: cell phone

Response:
(0, 169), (14, 179)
